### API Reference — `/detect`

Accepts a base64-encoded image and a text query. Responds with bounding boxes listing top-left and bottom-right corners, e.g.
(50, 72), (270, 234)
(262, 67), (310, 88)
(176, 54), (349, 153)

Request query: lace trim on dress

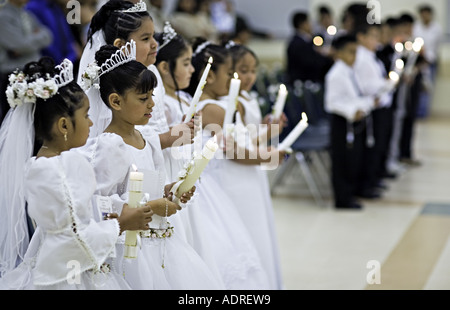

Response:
(58, 157), (101, 273)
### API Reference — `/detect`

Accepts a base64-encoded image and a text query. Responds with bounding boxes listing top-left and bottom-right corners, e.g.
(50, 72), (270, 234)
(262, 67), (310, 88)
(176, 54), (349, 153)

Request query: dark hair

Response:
(399, 13), (415, 24)
(319, 6), (331, 15)
(154, 31), (191, 107)
(95, 45), (157, 108)
(355, 22), (381, 36)
(292, 11), (309, 29)
(87, 0), (152, 47)
(418, 5), (433, 14)
(384, 17), (400, 28)
(186, 37), (230, 97)
(24, 57), (85, 142)
(226, 43), (259, 70)
(332, 34), (357, 51)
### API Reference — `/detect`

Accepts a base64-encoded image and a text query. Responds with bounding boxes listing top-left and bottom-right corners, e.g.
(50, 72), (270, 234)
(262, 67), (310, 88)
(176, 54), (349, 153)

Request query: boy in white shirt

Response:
(325, 34), (379, 210)
(354, 23), (396, 199)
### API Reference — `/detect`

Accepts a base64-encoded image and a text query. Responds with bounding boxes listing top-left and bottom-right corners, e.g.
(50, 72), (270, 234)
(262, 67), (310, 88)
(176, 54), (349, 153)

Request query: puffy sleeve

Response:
(24, 152), (120, 286)
(75, 133), (132, 216)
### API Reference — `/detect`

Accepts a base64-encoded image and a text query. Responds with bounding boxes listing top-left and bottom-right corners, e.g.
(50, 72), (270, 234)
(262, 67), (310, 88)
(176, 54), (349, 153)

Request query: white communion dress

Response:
(192, 98), (271, 290)
(0, 151), (131, 290)
(218, 91), (284, 290)
(161, 92), (225, 286)
(80, 132), (224, 290)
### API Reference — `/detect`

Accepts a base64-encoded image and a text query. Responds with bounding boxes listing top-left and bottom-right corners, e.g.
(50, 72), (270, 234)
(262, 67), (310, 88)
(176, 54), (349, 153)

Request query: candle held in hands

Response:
(124, 165), (144, 259)
(278, 113), (309, 151)
(185, 57), (213, 123)
(272, 84), (288, 119)
(171, 136), (219, 204)
(223, 73), (241, 127)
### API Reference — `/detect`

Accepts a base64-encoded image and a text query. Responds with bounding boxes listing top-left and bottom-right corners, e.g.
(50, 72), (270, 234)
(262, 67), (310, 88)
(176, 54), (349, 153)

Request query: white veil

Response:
(0, 102), (35, 277)
(77, 30), (112, 138)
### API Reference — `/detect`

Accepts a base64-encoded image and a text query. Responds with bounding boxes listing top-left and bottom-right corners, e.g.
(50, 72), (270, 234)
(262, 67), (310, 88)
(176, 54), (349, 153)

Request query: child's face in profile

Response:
(209, 56), (233, 98)
(121, 88), (156, 126)
(173, 47), (195, 90)
(128, 17), (158, 67)
(70, 94), (93, 148)
(338, 42), (358, 67)
(234, 52), (258, 92)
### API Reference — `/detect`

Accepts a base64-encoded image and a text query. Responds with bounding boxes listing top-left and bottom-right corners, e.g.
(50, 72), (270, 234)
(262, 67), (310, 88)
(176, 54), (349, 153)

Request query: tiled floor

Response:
(270, 67), (450, 290)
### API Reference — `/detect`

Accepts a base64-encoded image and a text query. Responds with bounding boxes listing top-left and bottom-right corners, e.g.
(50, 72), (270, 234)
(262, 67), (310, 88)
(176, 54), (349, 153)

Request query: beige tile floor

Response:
(270, 66), (450, 290)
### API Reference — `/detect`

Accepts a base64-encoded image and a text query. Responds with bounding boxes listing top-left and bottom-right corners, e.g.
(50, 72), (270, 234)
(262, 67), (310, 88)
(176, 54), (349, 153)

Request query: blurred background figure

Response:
(26, 0), (81, 75)
(0, 0), (52, 125)
(149, 0), (166, 32)
(312, 5), (335, 47)
(285, 10), (333, 86)
(413, 4), (443, 118)
(169, 0), (218, 42)
(209, 0), (235, 43)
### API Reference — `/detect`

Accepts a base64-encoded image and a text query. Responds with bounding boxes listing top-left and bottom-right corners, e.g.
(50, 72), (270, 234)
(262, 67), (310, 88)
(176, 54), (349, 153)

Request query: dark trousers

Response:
(361, 106), (393, 189)
(400, 72), (422, 160)
(330, 114), (366, 208)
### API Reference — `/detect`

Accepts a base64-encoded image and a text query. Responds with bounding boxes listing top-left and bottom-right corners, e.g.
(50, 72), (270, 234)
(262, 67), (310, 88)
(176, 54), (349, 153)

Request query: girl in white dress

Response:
(0, 57), (152, 290)
(154, 23), (224, 284)
(78, 0), (195, 244)
(222, 42), (288, 289)
(79, 43), (224, 290)
(185, 38), (271, 289)
(78, 0), (194, 153)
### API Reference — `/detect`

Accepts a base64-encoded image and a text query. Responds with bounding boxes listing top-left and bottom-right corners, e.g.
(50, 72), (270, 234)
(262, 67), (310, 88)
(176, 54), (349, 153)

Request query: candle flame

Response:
(208, 56), (213, 64)
(233, 72), (239, 79)
(389, 71), (400, 82)
(280, 84), (287, 92)
(302, 112), (308, 122)
(132, 164), (137, 171)
(394, 42), (404, 53)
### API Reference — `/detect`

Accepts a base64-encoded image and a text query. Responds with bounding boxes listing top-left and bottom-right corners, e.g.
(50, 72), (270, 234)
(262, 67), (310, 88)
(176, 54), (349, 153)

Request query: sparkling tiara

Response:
(158, 21), (177, 51)
(118, 0), (147, 13)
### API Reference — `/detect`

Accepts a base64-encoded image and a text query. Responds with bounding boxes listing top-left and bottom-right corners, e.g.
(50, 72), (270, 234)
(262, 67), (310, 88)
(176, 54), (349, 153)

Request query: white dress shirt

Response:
(354, 45), (395, 108)
(325, 59), (374, 122)
(413, 21), (443, 64)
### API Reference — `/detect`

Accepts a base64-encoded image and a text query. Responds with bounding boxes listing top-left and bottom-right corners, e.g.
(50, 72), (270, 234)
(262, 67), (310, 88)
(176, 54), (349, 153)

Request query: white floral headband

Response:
(158, 21), (177, 51)
(193, 41), (212, 57)
(80, 40), (137, 91)
(6, 58), (74, 109)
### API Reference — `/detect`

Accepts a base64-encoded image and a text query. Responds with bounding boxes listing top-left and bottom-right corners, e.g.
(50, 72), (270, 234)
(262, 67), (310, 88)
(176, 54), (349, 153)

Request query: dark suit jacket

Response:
(286, 33), (333, 85)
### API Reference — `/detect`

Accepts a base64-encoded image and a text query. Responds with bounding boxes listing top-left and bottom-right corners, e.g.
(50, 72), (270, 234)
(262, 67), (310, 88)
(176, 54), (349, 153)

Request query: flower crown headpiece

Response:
(193, 41), (212, 57)
(117, 0), (147, 13)
(6, 58), (74, 109)
(158, 21), (177, 51)
(80, 40), (137, 91)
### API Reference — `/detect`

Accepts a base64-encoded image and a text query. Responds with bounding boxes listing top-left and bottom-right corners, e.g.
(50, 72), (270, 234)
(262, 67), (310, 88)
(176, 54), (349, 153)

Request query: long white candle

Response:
(124, 165), (144, 259)
(185, 57), (213, 123)
(171, 136), (219, 203)
(223, 73), (241, 127)
(278, 113), (309, 151)
(271, 84), (288, 119)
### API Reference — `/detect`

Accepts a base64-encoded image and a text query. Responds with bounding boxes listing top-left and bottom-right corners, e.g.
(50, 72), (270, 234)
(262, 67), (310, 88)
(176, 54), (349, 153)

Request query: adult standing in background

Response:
(149, 0), (166, 32)
(169, 0), (218, 42)
(0, 0), (52, 126)
(286, 11), (333, 86)
(413, 4), (443, 118)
